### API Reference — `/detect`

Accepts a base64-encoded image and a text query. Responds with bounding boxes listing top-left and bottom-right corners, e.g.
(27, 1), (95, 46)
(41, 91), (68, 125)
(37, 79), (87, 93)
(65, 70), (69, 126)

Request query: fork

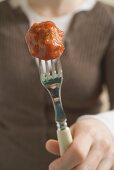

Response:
(36, 58), (73, 156)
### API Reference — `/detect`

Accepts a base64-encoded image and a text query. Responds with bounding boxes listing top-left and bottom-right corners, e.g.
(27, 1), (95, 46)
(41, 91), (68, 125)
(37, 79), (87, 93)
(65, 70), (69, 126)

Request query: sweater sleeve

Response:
(77, 110), (114, 138)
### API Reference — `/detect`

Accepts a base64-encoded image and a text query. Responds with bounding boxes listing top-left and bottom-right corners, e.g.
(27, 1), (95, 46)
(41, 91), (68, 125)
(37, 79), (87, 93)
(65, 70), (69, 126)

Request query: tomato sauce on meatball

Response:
(25, 21), (65, 60)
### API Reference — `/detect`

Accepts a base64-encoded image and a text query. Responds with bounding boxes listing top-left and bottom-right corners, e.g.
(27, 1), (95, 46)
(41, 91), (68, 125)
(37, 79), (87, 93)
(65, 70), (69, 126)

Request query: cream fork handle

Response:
(57, 127), (73, 156)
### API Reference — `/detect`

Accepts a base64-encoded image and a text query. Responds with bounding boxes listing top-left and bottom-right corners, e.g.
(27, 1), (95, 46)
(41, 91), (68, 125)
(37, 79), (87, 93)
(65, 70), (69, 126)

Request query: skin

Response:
(26, 0), (114, 169)
(28, 0), (84, 17)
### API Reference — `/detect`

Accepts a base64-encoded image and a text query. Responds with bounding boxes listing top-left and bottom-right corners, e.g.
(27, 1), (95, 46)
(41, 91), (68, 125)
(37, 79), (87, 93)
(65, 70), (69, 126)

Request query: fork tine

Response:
(57, 59), (63, 77)
(39, 59), (44, 76)
(45, 60), (50, 80)
(39, 59), (47, 82)
(51, 59), (56, 78)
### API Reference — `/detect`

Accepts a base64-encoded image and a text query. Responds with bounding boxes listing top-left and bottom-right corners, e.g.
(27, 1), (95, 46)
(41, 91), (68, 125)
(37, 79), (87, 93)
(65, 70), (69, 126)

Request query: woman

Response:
(0, 0), (114, 169)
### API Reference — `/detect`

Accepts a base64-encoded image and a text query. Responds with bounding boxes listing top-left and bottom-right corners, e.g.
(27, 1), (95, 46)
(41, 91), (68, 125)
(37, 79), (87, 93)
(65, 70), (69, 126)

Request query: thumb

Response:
(45, 139), (60, 156)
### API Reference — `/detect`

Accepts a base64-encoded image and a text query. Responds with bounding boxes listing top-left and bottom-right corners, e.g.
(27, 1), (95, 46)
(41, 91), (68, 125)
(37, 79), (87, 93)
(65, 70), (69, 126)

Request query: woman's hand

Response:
(46, 119), (114, 170)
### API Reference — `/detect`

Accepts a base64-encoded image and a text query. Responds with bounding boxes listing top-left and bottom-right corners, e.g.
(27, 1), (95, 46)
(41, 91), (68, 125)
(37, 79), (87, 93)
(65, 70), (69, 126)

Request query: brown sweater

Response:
(0, 1), (114, 169)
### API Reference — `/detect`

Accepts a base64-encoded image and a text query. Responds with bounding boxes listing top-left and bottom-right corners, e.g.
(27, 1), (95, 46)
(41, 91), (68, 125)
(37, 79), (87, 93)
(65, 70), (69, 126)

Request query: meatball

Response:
(25, 21), (65, 60)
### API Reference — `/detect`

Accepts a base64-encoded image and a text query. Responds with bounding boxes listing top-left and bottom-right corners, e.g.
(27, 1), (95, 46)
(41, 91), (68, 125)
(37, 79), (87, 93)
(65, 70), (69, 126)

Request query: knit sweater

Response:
(0, 1), (114, 169)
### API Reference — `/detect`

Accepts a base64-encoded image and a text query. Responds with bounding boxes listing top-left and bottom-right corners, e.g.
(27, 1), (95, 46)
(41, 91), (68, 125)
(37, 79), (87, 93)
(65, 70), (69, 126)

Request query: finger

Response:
(97, 158), (112, 170)
(46, 139), (60, 155)
(76, 144), (104, 170)
(49, 134), (92, 170)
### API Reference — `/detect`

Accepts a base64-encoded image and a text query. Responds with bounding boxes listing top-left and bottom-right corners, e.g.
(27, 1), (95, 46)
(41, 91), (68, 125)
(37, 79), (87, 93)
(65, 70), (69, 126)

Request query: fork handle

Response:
(57, 127), (73, 156)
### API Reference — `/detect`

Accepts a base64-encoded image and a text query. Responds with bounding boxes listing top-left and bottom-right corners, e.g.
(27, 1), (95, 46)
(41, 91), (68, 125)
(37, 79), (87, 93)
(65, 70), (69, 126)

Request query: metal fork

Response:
(36, 58), (72, 156)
